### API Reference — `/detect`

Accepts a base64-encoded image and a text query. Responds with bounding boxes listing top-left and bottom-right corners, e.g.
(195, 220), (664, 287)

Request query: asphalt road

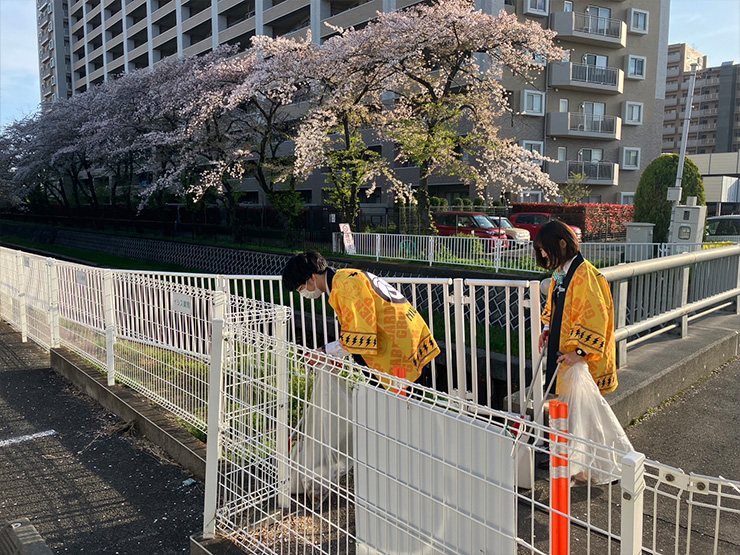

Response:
(0, 323), (204, 554)
(626, 356), (740, 480)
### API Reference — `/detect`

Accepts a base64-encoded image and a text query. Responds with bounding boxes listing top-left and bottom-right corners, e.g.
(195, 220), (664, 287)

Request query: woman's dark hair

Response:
(532, 221), (580, 270)
(282, 251), (328, 291)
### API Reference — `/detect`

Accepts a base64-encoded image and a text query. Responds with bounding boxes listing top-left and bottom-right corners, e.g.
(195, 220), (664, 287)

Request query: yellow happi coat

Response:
(328, 269), (440, 386)
(542, 259), (618, 394)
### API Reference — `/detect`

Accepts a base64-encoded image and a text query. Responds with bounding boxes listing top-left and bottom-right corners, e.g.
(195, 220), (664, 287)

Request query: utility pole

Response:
(670, 61), (700, 207)
(667, 59), (702, 244)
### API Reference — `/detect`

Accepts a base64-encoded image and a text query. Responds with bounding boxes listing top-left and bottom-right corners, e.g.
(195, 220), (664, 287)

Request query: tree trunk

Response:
(418, 160), (432, 234)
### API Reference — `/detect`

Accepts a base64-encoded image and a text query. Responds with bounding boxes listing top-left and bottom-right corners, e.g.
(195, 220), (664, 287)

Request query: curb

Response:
(0, 518), (53, 555)
(610, 326), (739, 427)
(50, 348), (207, 481)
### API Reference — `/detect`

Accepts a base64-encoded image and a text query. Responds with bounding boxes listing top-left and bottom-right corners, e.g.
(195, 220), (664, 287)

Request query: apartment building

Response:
(37, 0), (73, 105)
(37, 0), (668, 207)
(663, 43), (740, 157)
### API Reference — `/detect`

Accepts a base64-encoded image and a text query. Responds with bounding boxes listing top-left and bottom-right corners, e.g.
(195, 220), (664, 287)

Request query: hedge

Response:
(510, 203), (634, 241)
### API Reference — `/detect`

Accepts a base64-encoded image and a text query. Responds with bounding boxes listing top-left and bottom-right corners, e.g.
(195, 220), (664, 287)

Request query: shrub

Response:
(634, 154), (705, 242)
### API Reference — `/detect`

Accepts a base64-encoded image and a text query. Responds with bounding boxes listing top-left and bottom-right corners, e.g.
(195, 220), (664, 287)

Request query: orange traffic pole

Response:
(549, 400), (570, 555)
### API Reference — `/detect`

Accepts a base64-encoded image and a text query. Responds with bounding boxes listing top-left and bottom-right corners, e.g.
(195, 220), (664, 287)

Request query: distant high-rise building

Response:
(663, 43), (740, 156)
(36, 0), (73, 106)
(38, 0), (670, 206)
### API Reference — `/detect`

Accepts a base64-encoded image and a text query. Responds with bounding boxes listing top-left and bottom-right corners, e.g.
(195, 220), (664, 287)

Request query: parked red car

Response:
(508, 212), (583, 242)
(432, 211), (508, 250)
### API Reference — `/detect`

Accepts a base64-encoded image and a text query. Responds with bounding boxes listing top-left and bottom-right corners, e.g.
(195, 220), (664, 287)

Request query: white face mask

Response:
(299, 280), (323, 300)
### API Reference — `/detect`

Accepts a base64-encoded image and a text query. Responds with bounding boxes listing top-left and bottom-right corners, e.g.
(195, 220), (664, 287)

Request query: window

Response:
(564, 1), (573, 11)
(557, 147), (567, 162)
(584, 53), (608, 68)
(522, 140), (544, 165)
(627, 55), (646, 79)
(623, 101), (644, 125)
(524, 0), (548, 16)
(559, 98), (569, 112)
(621, 147), (641, 170)
(585, 194), (602, 203)
(521, 90), (545, 116)
(578, 148), (603, 162)
(629, 8), (649, 33)
(620, 192), (635, 205)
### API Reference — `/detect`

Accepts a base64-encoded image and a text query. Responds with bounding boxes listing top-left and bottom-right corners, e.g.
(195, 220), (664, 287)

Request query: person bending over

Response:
(282, 251), (440, 389)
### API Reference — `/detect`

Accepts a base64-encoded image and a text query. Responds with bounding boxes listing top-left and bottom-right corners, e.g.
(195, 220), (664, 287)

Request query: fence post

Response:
(46, 258), (60, 349)
(274, 307), (291, 509)
(527, 282), (544, 425)
(494, 239), (502, 273)
(428, 236), (434, 266)
(735, 254), (740, 315)
(15, 252), (28, 342)
(103, 269), (116, 386)
(375, 233), (381, 261)
(452, 278), (468, 400)
(203, 318), (225, 540)
(620, 451), (646, 555)
(549, 400), (569, 555)
(214, 276), (227, 321)
(614, 279), (629, 368)
(677, 266), (690, 337)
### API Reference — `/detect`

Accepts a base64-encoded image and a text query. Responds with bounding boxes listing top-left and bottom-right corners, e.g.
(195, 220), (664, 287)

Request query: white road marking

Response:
(0, 429), (57, 448)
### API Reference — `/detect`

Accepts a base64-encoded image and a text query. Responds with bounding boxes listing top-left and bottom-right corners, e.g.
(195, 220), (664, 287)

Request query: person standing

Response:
(534, 221), (617, 395)
(282, 251), (440, 388)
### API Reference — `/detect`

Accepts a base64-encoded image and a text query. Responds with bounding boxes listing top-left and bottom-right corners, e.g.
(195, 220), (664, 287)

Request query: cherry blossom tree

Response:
(225, 35), (318, 234)
(299, 0), (564, 231)
(294, 28), (403, 228)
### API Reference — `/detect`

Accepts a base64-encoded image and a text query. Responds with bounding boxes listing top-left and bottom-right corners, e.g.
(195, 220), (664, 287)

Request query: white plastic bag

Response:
(558, 361), (633, 484)
(289, 366), (354, 506)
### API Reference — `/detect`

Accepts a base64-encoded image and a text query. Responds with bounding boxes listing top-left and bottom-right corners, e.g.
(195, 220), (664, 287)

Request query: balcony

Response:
(548, 160), (619, 185)
(665, 82), (678, 92)
(550, 11), (626, 48)
(663, 141), (676, 150)
(667, 52), (682, 64)
(664, 97), (678, 106)
(548, 112), (621, 140)
(549, 62), (623, 94)
(666, 67), (680, 78)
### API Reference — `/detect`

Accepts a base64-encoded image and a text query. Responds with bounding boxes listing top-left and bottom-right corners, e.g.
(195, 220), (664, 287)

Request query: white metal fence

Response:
(1, 244), (740, 554)
(333, 231), (718, 273)
(203, 320), (740, 554)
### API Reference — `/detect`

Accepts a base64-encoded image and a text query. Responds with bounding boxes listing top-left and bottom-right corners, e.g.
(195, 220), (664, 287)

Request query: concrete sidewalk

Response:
(0, 322), (204, 554)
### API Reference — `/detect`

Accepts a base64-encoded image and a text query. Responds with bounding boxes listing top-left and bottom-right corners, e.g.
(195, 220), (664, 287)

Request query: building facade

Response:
(37, 0), (73, 105)
(688, 152), (740, 216)
(38, 0), (669, 209)
(663, 43), (740, 157)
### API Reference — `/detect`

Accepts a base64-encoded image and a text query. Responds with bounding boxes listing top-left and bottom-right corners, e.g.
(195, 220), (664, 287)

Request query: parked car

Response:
(705, 215), (740, 243)
(486, 216), (531, 246)
(432, 211), (508, 250)
(508, 212), (583, 242)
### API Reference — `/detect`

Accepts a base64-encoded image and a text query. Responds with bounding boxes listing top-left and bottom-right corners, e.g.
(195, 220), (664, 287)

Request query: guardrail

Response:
(601, 244), (740, 363)
(332, 232), (713, 273)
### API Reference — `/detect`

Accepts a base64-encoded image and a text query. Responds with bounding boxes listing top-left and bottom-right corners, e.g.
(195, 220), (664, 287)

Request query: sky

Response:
(1, 0), (740, 129)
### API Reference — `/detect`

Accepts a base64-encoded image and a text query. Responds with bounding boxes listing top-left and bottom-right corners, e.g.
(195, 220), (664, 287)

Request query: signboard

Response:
(172, 292), (194, 316)
(339, 223), (356, 255)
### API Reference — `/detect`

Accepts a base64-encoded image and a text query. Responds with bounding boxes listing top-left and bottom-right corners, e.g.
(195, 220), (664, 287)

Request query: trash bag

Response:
(558, 361), (633, 484)
(289, 365), (354, 506)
